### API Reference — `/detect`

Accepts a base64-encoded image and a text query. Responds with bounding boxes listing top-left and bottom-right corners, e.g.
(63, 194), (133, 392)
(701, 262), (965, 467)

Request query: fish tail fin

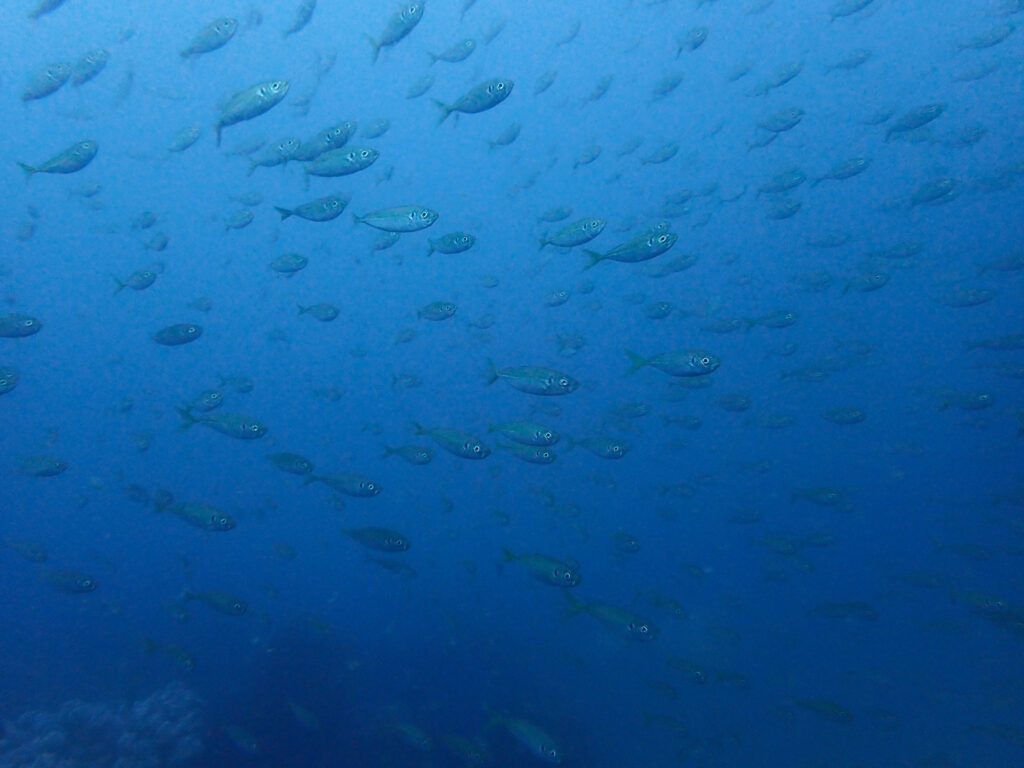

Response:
(412, 421), (428, 436)
(175, 406), (197, 430)
(215, 122), (222, 148)
(426, 242), (435, 257)
(113, 277), (126, 294)
(246, 162), (257, 177)
(274, 206), (293, 220)
(18, 162), (37, 181)
(381, 445), (396, 459)
(564, 435), (576, 451)
(432, 99), (453, 125)
(500, 547), (517, 562)
(581, 249), (602, 270)
(624, 349), (647, 375)
(141, 636), (160, 655)
(352, 213), (364, 226)
(561, 591), (585, 620)
(484, 358), (500, 386)
(366, 35), (381, 63)
(538, 237), (548, 250)
(302, 475), (319, 487)
(297, 304), (308, 315)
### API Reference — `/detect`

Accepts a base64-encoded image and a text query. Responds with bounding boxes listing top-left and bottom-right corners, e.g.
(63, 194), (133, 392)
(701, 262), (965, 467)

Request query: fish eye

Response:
(701, 356), (711, 365)
(658, 235), (668, 243)
(22, 319), (35, 327)
(187, 325), (197, 333)
(562, 570), (572, 580)
(544, 431), (553, 439)
(249, 424), (261, 432)
(472, 444), (481, 453)
(232, 602), (242, 610)
(497, 82), (505, 90)
(559, 377), (569, 386)
(361, 150), (370, 158)
(640, 624), (649, 633)
(420, 210), (430, 218)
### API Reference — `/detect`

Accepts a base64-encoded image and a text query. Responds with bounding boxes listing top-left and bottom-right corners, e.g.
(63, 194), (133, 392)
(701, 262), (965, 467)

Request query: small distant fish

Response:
(502, 550), (580, 586)
(486, 708), (563, 765)
(16, 455), (68, 476)
(42, 569), (97, 594)
(413, 422), (490, 459)
(367, 3), (425, 63)
(215, 80), (290, 147)
(297, 303), (340, 321)
(539, 218), (605, 249)
(304, 147), (379, 179)
(114, 268), (158, 293)
(0, 366), (19, 396)
(353, 205), (438, 232)
(153, 323), (202, 346)
(184, 590), (247, 615)
(428, 232), (476, 255)
(345, 526), (409, 551)
(269, 253), (308, 276)
(566, 435), (629, 459)
(275, 193), (348, 222)
(307, 472), (381, 497)
(27, 0), (70, 20)
(19, 140), (98, 179)
(434, 78), (514, 124)
(267, 452), (314, 474)
(181, 18), (238, 57)
(168, 124), (202, 152)
(417, 301), (457, 320)
(485, 359), (579, 395)
(564, 593), (657, 640)
(885, 103), (945, 141)
(583, 231), (677, 269)
(487, 121), (521, 150)
(430, 38), (476, 64)
(176, 409), (268, 439)
(283, 0), (317, 37)
(489, 422), (559, 446)
(626, 349), (718, 377)
(166, 503), (235, 531)
(22, 62), (71, 101)
(71, 48), (109, 86)
(382, 445), (433, 464)
(0, 314), (43, 338)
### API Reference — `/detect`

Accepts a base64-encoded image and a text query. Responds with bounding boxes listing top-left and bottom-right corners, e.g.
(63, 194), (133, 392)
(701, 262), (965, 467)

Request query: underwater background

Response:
(1, 0), (1023, 766)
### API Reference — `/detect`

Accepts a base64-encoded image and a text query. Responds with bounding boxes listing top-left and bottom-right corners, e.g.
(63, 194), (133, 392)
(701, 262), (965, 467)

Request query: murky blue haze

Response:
(1, 0), (1022, 766)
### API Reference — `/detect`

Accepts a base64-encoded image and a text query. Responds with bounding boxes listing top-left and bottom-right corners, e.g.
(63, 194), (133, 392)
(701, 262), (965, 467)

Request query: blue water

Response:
(2, 0), (1023, 765)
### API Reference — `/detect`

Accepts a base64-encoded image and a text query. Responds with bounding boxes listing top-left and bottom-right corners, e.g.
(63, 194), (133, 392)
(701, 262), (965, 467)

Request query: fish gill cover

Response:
(1, 0), (1023, 766)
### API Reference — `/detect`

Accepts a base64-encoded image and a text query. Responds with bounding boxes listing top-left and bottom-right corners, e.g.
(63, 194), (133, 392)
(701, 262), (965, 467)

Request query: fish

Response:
(71, 49), (109, 86)
(427, 232), (476, 255)
(22, 62), (71, 101)
(382, 445), (433, 464)
(304, 147), (379, 178)
(565, 436), (629, 459)
(502, 550), (579, 586)
(0, 314), (43, 338)
(564, 594), (657, 640)
(486, 708), (562, 764)
(367, 3), (425, 62)
(269, 253), (308, 275)
(283, 0), (317, 36)
(169, 124), (202, 152)
(181, 18), (237, 57)
(166, 503), (236, 531)
(247, 138), (301, 175)
(215, 80), (290, 147)
(275, 193), (348, 222)
(406, 74), (435, 99)
(293, 122), (356, 161)
(534, 70), (557, 95)
(345, 526), (409, 551)
(488, 421), (559, 446)
(153, 323), (202, 346)
(43, 570), (97, 594)
(485, 360), (579, 395)
(141, 637), (196, 671)
(487, 121), (521, 150)
(538, 218), (605, 249)
(434, 78), (514, 124)
(758, 107), (805, 132)
(413, 422), (490, 459)
(429, 38), (476, 64)
(266, 452), (315, 474)
(582, 232), (677, 269)
(28, 0), (69, 20)
(885, 103), (945, 141)
(0, 366), (19, 395)
(417, 301), (457, 320)
(19, 140), (98, 179)
(184, 590), (247, 615)
(362, 118), (390, 138)
(176, 409), (268, 439)
(498, 442), (557, 464)
(16, 456), (68, 476)
(676, 26), (708, 55)
(306, 472), (381, 497)
(625, 349), (720, 377)
(353, 205), (438, 232)
(298, 303), (340, 321)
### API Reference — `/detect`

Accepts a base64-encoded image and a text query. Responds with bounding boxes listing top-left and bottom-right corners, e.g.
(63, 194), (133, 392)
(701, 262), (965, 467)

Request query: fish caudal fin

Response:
(484, 358), (500, 386)
(274, 206), (293, 220)
(432, 99), (453, 125)
(624, 349), (648, 375)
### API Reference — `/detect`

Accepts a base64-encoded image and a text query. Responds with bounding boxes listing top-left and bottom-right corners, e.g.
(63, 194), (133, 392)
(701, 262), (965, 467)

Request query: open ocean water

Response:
(1, 0), (1023, 766)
